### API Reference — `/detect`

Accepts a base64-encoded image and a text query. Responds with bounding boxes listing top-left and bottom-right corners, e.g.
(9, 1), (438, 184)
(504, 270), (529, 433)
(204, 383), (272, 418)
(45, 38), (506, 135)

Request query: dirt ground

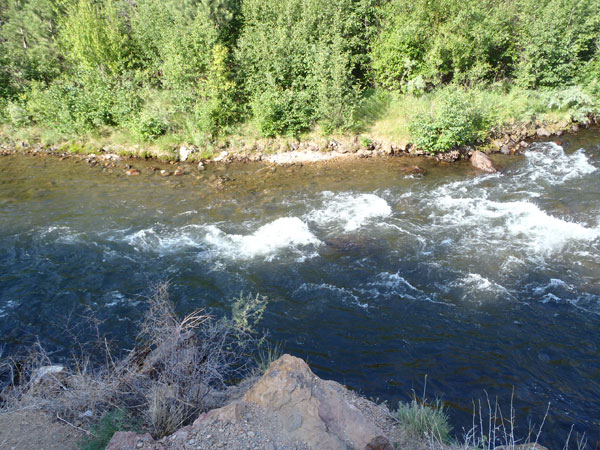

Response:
(0, 409), (81, 450)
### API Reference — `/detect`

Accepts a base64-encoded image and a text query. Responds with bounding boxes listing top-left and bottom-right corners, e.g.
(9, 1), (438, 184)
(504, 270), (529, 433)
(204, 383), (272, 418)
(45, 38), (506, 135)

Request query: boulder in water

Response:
(470, 151), (497, 173)
(400, 165), (426, 176)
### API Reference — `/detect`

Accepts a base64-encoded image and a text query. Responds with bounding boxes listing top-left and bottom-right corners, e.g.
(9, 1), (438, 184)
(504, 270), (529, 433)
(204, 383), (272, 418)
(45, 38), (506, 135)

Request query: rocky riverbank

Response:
(105, 354), (429, 450)
(105, 355), (550, 450)
(1, 115), (598, 170)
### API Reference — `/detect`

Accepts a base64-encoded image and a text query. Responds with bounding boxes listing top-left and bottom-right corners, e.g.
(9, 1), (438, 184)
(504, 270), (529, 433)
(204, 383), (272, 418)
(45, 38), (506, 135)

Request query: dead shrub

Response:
(0, 282), (268, 439)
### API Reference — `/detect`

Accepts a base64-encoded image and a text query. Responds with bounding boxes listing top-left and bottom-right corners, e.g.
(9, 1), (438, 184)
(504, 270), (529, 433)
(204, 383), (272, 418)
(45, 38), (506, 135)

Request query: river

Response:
(1, 129), (599, 447)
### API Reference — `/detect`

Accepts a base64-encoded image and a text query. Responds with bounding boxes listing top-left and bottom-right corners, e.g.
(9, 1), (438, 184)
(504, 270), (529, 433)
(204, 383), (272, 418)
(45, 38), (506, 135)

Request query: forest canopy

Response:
(0, 0), (599, 142)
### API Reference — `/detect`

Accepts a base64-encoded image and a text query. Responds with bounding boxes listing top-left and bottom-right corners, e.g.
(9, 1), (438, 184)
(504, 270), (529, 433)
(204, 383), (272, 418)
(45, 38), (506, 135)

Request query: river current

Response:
(1, 129), (599, 447)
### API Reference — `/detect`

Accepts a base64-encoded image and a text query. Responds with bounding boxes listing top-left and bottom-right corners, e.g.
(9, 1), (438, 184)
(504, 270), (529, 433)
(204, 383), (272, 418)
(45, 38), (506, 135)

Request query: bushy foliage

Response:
(23, 74), (142, 133)
(410, 89), (488, 153)
(237, 0), (374, 136)
(130, 112), (169, 142)
(516, 0), (600, 88)
(251, 88), (314, 138)
(371, 0), (600, 91)
(0, 0), (65, 89)
(61, 0), (134, 76)
(0, 0), (598, 142)
(372, 0), (517, 90)
(195, 44), (238, 137)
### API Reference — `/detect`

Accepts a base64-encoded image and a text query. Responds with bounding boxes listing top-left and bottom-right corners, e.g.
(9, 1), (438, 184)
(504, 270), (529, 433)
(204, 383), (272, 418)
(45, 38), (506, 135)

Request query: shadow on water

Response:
(1, 127), (599, 447)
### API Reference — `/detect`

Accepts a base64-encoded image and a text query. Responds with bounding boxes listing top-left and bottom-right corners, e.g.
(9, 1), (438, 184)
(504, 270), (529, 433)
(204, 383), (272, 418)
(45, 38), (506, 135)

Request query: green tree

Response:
(516, 0), (600, 88)
(60, 0), (133, 76)
(0, 0), (65, 91)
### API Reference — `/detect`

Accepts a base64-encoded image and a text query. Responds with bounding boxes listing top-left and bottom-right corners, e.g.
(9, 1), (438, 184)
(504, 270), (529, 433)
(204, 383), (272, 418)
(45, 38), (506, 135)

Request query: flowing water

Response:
(1, 129), (599, 447)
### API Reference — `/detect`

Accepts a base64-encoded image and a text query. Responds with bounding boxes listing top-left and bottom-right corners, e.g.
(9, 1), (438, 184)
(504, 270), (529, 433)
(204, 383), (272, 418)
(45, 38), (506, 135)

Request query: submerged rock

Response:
(125, 169), (140, 176)
(400, 165), (426, 176)
(470, 150), (497, 173)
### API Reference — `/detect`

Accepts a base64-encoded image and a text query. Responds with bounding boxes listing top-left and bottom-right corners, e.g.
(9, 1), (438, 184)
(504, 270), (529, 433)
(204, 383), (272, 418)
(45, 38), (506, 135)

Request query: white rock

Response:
(213, 151), (229, 162)
(179, 145), (194, 162)
(32, 365), (65, 384)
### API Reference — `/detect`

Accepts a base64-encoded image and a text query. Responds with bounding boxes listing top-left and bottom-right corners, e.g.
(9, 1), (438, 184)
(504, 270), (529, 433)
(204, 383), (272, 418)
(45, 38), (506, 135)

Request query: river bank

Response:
(2, 114), (599, 170)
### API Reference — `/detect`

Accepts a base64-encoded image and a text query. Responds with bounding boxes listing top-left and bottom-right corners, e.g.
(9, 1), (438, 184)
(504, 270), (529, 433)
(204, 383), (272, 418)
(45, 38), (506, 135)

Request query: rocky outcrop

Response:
(107, 354), (397, 450)
(242, 354), (391, 450)
(470, 150), (497, 173)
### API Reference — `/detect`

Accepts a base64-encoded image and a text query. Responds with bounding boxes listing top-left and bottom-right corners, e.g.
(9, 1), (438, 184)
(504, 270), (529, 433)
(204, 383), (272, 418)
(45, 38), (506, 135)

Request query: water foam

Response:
(522, 142), (597, 185)
(204, 217), (321, 260)
(307, 192), (392, 232)
(124, 225), (203, 252)
(433, 196), (599, 254)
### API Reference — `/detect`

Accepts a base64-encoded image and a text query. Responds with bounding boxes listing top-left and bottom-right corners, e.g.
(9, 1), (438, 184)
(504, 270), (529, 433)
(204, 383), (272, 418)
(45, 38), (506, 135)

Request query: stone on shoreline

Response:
(470, 150), (497, 173)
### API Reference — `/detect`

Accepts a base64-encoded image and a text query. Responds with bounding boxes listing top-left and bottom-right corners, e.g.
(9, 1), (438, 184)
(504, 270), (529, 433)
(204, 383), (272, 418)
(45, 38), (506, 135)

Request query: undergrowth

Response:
(0, 283), (269, 440)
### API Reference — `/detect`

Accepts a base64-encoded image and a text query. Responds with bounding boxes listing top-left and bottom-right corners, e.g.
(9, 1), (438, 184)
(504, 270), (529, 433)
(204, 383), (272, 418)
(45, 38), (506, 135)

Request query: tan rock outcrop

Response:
(243, 354), (391, 450)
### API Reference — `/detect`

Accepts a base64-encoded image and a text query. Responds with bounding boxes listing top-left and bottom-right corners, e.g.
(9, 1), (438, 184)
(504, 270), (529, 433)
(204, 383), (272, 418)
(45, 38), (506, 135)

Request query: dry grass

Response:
(0, 283), (268, 439)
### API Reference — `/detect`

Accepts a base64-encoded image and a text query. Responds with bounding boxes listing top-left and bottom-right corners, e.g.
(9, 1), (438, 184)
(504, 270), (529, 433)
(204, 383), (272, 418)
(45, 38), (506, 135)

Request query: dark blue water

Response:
(1, 129), (599, 447)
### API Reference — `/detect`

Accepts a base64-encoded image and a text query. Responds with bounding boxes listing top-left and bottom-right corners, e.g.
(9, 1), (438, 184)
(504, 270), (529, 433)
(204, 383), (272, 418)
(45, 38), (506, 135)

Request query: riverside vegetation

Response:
(0, 0), (599, 159)
(0, 284), (569, 450)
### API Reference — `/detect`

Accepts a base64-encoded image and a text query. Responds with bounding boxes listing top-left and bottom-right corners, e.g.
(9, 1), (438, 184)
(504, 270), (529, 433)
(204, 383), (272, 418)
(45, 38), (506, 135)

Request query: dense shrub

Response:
(24, 74), (142, 133)
(0, 0), (65, 89)
(194, 44), (238, 137)
(251, 88), (314, 137)
(516, 0), (600, 88)
(130, 112), (169, 141)
(0, 0), (598, 140)
(61, 0), (134, 76)
(237, 0), (374, 135)
(371, 0), (517, 90)
(410, 89), (488, 153)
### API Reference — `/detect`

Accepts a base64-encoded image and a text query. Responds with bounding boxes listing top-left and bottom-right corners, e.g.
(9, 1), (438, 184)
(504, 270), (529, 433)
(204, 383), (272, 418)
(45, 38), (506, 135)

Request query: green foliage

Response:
(543, 86), (598, 121)
(410, 89), (488, 153)
(251, 88), (314, 137)
(24, 74), (142, 133)
(371, 0), (600, 91)
(0, 0), (65, 90)
(516, 0), (600, 88)
(131, 112), (169, 141)
(392, 398), (451, 443)
(1, 0), (599, 140)
(237, 0), (375, 136)
(372, 0), (517, 90)
(7, 99), (32, 127)
(231, 293), (267, 335)
(195, 44), (238, 137)
(79, 408), (142, 450)
(61, 0), (133, 76)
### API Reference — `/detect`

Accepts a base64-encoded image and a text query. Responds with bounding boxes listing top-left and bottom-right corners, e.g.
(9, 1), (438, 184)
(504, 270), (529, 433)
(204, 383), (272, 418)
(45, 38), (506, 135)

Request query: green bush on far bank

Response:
(0, 0), (599, 152)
